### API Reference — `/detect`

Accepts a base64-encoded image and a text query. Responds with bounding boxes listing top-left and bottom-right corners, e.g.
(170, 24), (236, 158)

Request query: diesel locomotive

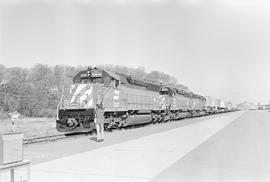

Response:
(56, 67), (232, 133)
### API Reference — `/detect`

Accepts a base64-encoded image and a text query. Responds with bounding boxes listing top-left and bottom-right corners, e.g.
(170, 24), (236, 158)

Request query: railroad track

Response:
(22, 121), (156, 145)
(22, 124), (154, 145)
(23, 132), (93, 144)
(23, 134), (67, 144)
(22, 125), (147, 145)
(24, 133), (94, 144)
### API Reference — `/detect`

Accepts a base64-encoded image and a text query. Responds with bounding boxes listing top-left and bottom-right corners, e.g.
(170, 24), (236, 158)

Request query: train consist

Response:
(56, 67), (235, 133)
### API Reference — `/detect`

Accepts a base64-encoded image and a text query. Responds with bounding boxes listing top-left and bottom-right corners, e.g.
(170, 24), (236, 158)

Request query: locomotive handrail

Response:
(97, 87), (110, 107)
(57, 86), (65, 119)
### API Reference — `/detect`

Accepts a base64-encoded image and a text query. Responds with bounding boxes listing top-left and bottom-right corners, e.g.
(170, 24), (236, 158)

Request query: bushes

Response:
(0, 110), (9, 119)
(37, 108), (56, 118)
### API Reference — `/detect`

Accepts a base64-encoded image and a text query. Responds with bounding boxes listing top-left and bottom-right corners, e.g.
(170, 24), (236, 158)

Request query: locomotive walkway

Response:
(3, 110), (270, 182)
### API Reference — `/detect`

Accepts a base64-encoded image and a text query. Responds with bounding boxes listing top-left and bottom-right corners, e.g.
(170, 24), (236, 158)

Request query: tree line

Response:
(0, 64), (189, 118)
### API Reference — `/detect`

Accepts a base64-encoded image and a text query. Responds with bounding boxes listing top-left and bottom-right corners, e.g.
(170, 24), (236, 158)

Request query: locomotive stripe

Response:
(69, 84), (79, 100)
(71, 85), (93, 105)
(70, 84), (87, 103)
(80, 86), (93, 108)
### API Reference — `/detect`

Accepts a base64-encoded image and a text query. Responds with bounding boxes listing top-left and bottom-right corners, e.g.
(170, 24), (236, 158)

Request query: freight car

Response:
(205, 96), (235, 114)
(56, 67), (230, 133)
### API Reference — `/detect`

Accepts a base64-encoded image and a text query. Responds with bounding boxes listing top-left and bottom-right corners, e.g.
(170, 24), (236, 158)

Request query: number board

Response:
(91, 70), (102, 77)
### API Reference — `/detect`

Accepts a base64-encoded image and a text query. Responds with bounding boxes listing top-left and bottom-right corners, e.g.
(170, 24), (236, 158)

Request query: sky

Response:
(0, 0), (270, 104)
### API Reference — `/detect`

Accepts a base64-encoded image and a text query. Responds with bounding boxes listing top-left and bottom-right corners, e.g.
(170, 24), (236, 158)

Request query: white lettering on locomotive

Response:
(113, 102), (120, 107)
(113, 90), (120, 100)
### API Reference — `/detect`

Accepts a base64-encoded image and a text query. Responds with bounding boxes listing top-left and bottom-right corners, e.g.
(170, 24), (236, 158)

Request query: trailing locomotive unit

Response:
(190, 93), (207, 116)
(57, 67), (167, 132)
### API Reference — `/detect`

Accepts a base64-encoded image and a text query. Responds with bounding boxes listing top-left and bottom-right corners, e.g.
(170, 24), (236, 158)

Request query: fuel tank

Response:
(123, 114), (152, 126)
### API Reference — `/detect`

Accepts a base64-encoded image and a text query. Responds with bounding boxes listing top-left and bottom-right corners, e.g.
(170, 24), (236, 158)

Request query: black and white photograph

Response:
(0, 0), (270, 181)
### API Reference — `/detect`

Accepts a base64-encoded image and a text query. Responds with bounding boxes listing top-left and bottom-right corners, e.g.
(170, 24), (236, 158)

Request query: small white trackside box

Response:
(0, 133), (23, 165)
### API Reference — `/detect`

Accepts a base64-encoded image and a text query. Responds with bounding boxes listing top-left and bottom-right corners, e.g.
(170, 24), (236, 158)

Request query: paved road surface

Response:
(152, 110), (270, 182)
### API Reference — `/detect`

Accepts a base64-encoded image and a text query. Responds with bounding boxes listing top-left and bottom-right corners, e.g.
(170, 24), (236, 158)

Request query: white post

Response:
(10, 168), (14, 182)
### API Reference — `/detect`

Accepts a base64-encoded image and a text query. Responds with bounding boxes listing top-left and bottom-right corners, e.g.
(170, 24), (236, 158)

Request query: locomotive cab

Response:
(74, 67), (120, 87)
(160, 87), (175, 96)
(56, 67), (119, 132)
(159, 86), (174, 110)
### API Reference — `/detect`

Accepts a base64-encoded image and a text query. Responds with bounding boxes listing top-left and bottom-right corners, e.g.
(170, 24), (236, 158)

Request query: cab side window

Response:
(116, 80), (120, 87)
(110, 78), (120, 88)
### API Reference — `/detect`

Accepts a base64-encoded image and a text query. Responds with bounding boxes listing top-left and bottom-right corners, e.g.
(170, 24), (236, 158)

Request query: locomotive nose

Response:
(60, 84), (96, 109)
(70, 84), (94, 108)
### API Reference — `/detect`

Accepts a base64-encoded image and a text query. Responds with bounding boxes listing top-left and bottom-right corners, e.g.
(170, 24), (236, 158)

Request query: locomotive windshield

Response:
(160, 87), (175, 96)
